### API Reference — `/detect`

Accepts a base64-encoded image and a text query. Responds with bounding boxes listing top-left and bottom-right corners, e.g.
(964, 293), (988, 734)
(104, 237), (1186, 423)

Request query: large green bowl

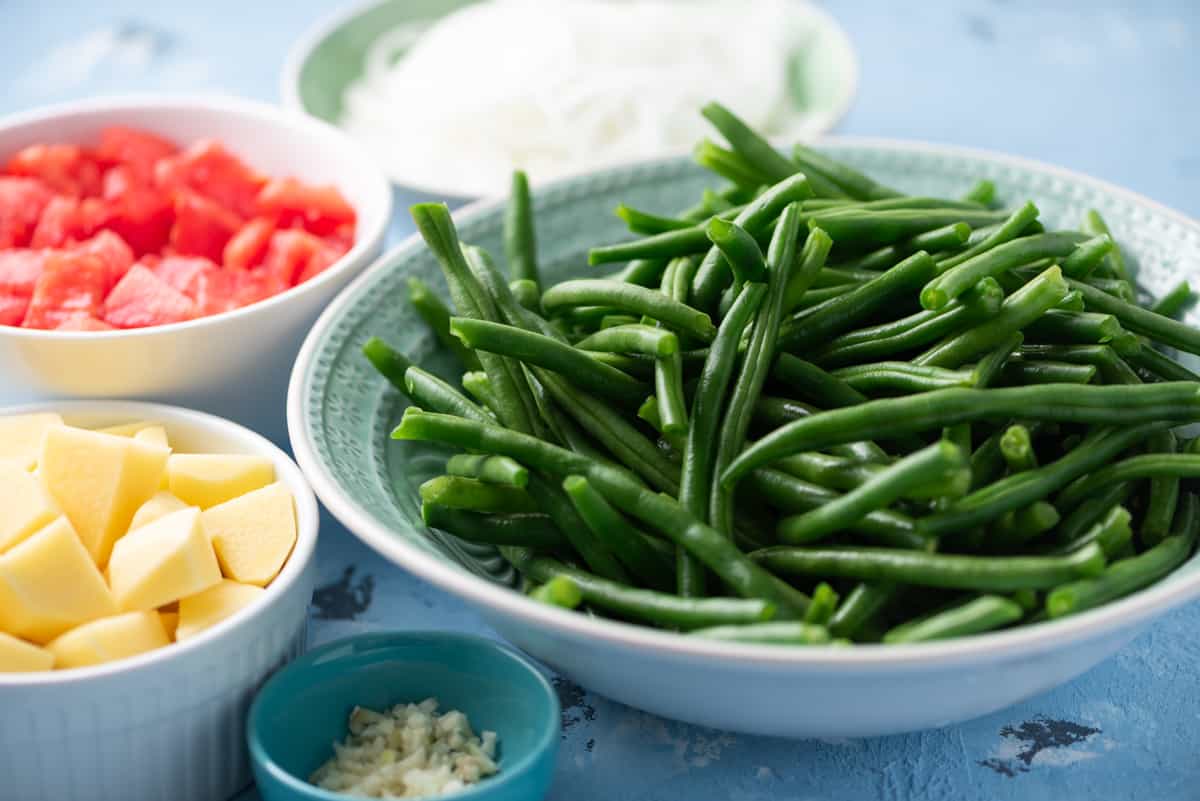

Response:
(288, 142), (1200, 737)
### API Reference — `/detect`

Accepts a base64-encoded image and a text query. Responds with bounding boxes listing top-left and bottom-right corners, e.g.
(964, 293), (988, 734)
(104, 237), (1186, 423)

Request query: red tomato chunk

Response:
(0, 126), (356, 330)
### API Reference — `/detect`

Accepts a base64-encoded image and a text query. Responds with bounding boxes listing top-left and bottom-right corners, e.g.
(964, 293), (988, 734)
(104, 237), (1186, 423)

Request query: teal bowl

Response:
(246, 632), (560, 801)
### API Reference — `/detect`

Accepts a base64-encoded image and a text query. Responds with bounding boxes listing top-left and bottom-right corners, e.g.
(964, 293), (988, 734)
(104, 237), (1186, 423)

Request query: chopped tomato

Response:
(0, 293), (27, 326)
(5, 144), (101, 197)
(0, 177), (54, 248)
(74, 230), (134, 286)
(232, 267), (287, 308)
(103, 264), (196, 328)
(152, 254), (218, 297)
(169, 190), (243, 262)
(155, 140), (265, 219)
(22, 251), (109, 329)
(222, 216), (275, 270)
(255, 177), (356, 236)
(31, 196), (84, 247)
(101, 165), (175, 256)
(55, 315), (115, 331)
(260, 229), (343, 287)
(95, 126), (178, 179)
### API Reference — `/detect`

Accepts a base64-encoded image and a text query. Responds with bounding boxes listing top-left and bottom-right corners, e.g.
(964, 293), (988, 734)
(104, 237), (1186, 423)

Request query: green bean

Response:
(446, 454), (528, 488)
(1086, 277), (1137, 303)
(563, 475), (674, 590)
(706, 217), (766, 284)
(525, 472), (629, 582)
(461, 371), (501, 415)
(504, 170), (540, 289)
(1056, 289), (1086, 312)
(987, 502), (1060, 549)
(1141, 431), (1181, 547)
(421, 505), (564, 549)
(403, 367), (494, 423)
(746, 469), (930, 550)
(1067, 278), (1200, 356)
(405, 277), (483, 372)
(781, 251), (938, 350)
(814, 266), (878, 287)
(722, 384), (1200, 491)
(528, 575), (583, 609)
(915, 266), (1069, 368)
(504, 547), (777, 629)
(803, 582), (840, 625)
(883, 595), (1023, 643)
(693, 138), (772, 189)
(1057, 454), (1200, 512)
(805, 209), (1010, 250)
(963, 180), (996, 206)
(1126, 345), (1200, 383)
(921, 424), (1163, 538)
(935, 202), (1042, 271)
(832, 362), (974, 394)
(363, 336), (415, 391)
(813, 277), (1004, 367)
(752, 542), (1106, 591)
(1048, 505), (1132, 557)
(775, 452), (956, 500)
(587, 351), (654, 378)
(786, 283), (857, 311)
(574, 324), (679, 358)
(689, 621), (833, 644)
(615, 204), (698, 235)
(828, 583), (899, 639)
(789, 141), (903, 200)
(411, 204), (537, 433)
(1053, 482), (1133, 545)
(1001, 360), (1097, 385)
(778, 441), (967, 544)
(1000, 424), (1037, 472)
(711, 203), (805, 535)
(1151, 281), (1196, 319)
(1081, 209), (1131, 282)
(921, 232), (1086, 310)
(1018, 344), (1141, 384)
(837, 222), (971, 271)
(1045, 495), (1198, 618)
(612, 258), (670, 287)
(449, 317), (646, 407)
(783, 227), (834, 312)
(971, 331), (1024, 389)
(588, 226), (714, 267)
(419, 475), (537, 514)
(541, 280), (716, 341)
(510, 279), (541, 313)
(651, 350), (687, 435)
(600, 314), (640, 329)
(1061, 235), (1115, 279)
(1025, 309), (1123, 346)
(701, 101), (798, 184)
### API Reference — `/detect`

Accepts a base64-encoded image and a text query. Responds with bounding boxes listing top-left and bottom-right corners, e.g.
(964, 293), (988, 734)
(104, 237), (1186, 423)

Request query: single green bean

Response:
(806, 208), (1010, 250)
(363, 336), (415, 390)
(783, 227), (834, 312)
(525, 472), (629, 582)
(828, 583), (899, 639)
(803, 582), (841, 625)
(1057, 453), (1200, 512)
(963, 180), (996, 206)
(701, 101), (799, 183)
(883, 595), (1023, 643)
(1001, 360), (1097, 385)
(832, 362), (974, 394)
(1061, 235), (1115, 279)
(693, 138), (772, 189)
(1018, 344), (1142, 384)
(563, 475), (674, 590)
(1081, 209), (1131, 282)
(1151, 280), (1196, 319)
(422, 505), (565, 549)
(403, 366), (494, 423)
(689, 621), (833, 644)
(504, 170), (539, 289)
(528, 575), (583, 609)
(1053, 482), (1133, 546)
(789, 140), (903, 200)
(1085, 277), (1137, 303)
(574, 324), (679, 358)
(987, 502), (1060, 549)
(541, 279), (717, 341)
(419, 475), (536, 514)
(706, 217), (767, 284)
(1141, 431), (1181, 547)
(461, 371), (501, 415)
(1000, 424), (1037, 472)
(615, 204), (698, 234)
(406, 277), (484, 372)
(612, 258), (670, 287)
(446, 454), (528, 487)
(510, 279), (541, 312)
(1048, 505), (1132, 557)
(1024, 309), (1123, 345)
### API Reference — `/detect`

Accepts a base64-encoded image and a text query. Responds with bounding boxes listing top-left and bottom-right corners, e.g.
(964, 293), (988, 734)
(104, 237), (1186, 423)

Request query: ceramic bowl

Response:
(288, 141), (1200, 737)
(0, 96), (392, 444)
(282, 0), (858, 206)
(248, 631), (559, 801)
(0, 400), (320, 801)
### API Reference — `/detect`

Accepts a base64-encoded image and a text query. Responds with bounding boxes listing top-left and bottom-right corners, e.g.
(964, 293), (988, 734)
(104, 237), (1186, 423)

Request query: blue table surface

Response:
(7, 1), (1200, 799)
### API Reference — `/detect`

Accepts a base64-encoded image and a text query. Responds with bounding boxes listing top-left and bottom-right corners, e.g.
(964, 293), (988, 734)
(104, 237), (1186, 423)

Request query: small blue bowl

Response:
(247, 632), (560, 801)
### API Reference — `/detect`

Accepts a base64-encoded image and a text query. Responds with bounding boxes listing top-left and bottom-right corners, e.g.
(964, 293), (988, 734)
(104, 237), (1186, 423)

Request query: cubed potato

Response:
(0, 460), (59, 553)
(0, 413), (63, 470)
(0, 517), (117, 643)
(175, 579), (264, 641)
(95, 421), (155, 437)
(39, 425), (170, 566)
(159, 610), (179, 641)
(107, 507), (221, 611)
(133, 425), (170, 450)
(47, 611), (170, 669)
(167, 454), (274, 509)
(202, 482), (296, 586)
(0, 631), (55, 672)
(129, 491), (190, 531)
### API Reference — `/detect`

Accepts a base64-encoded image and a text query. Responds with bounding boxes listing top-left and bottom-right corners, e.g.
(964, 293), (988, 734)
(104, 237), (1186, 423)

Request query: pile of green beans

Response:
(365, 101), (1200, 646)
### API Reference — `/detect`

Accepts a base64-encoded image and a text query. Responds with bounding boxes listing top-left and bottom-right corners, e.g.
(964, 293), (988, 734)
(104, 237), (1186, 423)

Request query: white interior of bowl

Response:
(0, 400), (319, 686)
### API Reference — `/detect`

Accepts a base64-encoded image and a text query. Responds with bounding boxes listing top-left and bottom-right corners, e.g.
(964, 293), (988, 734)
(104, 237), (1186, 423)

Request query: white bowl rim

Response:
(0, 399), (319, 686)
(289, 135), (1200, 671)
(0, 93), (392, 340)
(280, 0), (859, 201)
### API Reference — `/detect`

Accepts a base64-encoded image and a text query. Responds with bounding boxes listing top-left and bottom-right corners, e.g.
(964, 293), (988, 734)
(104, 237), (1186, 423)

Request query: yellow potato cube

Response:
(0, 460), (59, 553)
(39, 425), (170, 566)
(167, 454), (274, 509)
(107, 507), (221, 611)
(0, 631), (54, 672)
(96, 421), (155, 437)
(130, 491), (190, 531)
(134, 426), (170, 450)
(0, 517), (117, 643)
(0, 413), (63, 470)
(47, 611), (169, 669)
(202, 482), (296, 586)
(175, 580), (264, 641)
(159, 610), (179, 641)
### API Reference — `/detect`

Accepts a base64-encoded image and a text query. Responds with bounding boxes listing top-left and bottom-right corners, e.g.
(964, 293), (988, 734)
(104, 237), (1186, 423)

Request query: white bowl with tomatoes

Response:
(0, 96), (391, 442)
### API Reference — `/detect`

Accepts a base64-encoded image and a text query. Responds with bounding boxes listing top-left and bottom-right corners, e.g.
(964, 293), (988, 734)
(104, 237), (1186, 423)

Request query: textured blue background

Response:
(5, 1), (1199, 799)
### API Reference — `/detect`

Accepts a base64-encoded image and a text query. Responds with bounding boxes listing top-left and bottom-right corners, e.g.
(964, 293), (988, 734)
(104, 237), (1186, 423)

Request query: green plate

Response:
(288, 142), (1200, 601)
